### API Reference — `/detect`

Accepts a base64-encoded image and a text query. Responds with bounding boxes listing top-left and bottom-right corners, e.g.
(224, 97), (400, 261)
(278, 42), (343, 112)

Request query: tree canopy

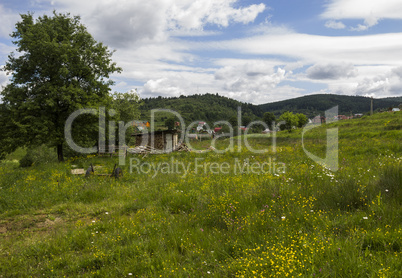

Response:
(278, 111), (298, 132)
(295, 113), (308, 128)
(164, 118), (176, 130)
(112, 89), (141, 123)
(262, 112), (276, 128)
(278, 111), (309, 132)
(0, 11), (121, 161)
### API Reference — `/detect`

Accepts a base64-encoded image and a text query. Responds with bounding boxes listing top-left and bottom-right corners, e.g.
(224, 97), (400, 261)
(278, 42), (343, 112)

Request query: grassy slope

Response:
(0, 112), (401, 277)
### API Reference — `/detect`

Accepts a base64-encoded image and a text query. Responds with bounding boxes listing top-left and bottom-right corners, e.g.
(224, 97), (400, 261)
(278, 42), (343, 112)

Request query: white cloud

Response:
(168, 0), (266, 30)
(211, 60), (293, 104)
(350, 16), (379, 31)
(211, 32), (402, 66)
(0, 43), (15, 62)
(0, 69), (9, 88)
(140, 70), (216, 98)
(138, 59), (294, 104)
(142, 78), (185, 97)
(248, 17), (293, 36)
(44, 0), (265, 48)
(356, 77), (389, 96)
(391, 66), (402, 78)
(2, 0), (401, 104)
(223, 85), (305, 104)
(350, 24), (369, 32)
(355, 66), (402, 97)
(322, 0), (402, 20)
(114, 81), (128, 88)
(325, 20), (346, 29)
(306, 63), (357, 80)
(311, 65), (402, 97)
(322, 0), (402, 30)
(0, 5), (19, 39)
(215, 61), (286, 92)
(87, 1), (169, 47)
(169, 29), (221, 37)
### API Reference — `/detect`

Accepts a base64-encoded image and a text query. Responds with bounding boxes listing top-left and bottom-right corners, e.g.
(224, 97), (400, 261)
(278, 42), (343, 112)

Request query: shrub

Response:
(19, 145), (58, 167)
(19, 153), (34, 167)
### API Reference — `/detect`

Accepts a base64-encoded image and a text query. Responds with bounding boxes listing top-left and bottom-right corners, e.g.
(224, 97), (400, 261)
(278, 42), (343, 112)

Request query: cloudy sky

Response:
(1, 0), (402, 104)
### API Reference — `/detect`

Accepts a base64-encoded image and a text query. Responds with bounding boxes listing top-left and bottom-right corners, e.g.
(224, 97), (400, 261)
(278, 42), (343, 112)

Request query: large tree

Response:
(1, 11), (121, 161)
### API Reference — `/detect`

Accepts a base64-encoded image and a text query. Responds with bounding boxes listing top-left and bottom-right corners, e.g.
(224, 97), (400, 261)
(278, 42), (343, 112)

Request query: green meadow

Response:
(0, 112), (401, 277)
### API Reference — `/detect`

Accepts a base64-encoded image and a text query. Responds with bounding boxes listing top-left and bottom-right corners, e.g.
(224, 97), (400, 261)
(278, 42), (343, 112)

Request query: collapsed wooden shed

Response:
(132, 130), (179, 152)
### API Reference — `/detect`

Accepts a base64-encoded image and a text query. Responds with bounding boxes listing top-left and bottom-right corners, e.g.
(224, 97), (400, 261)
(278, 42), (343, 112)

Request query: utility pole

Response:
(370, 96), (373, 116)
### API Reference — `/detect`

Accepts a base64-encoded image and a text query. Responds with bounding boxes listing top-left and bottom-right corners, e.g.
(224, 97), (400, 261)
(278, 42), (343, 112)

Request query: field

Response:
(0, 112), (401, 277)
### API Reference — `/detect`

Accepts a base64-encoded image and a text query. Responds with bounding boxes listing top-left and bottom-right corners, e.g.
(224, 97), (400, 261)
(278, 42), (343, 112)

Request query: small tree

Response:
(112, 89), (141, 123)
(278, 111), (297, 132)
(111, 89), (142, 145)
(295, 113), (308, 128)
(1, 12), (121, 161)
(242, 115), (252, 127)
(165, 118), (176, 130)
(262, 112), (276, 129)
(228, 115), (238, 128)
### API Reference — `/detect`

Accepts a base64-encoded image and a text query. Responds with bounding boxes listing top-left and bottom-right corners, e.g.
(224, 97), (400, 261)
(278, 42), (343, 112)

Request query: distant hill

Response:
(258, 94), (402, 118)
(139, 93), (401, 124)
(140, 93), (263, 125)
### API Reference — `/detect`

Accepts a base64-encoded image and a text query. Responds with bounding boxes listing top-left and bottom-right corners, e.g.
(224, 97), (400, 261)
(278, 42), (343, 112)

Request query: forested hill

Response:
(140, 93), (402, 123)
(140, 93), (263, 123)
(258, 94), (402, 118)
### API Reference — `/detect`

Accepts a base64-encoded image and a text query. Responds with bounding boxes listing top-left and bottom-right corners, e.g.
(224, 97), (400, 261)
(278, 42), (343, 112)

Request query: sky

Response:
(1, 0), (402, 104)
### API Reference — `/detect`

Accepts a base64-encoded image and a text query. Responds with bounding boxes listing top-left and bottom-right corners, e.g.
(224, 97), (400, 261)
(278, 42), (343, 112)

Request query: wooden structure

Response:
(71, 164), (123, 179)
(132, 130), (179, 152)
(98, 145), (128, 157)
(127, 143), (190, 155)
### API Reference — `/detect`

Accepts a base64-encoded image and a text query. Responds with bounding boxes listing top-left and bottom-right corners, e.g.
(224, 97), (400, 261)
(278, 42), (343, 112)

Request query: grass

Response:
(4, 147), (26, 162)
(0, 112), (401, 277)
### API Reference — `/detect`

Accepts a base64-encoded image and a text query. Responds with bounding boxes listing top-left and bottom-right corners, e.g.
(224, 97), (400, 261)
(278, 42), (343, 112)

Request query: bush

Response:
(62, 139), (98, 160)
(19, 153), (34, 167)
(19, 145), (58, 167)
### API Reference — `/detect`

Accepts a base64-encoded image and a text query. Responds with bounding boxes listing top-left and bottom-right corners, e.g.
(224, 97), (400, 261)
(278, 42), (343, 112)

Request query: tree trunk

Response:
(57, 143), (64, 162)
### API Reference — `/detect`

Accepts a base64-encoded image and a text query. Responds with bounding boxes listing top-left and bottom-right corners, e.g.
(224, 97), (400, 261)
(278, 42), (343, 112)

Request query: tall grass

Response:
(0, 112), (401, 277)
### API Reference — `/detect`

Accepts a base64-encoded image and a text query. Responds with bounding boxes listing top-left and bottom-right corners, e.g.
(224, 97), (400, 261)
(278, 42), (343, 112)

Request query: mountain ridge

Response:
(140, 93), (402, 123)
(257, 94), (402, 117)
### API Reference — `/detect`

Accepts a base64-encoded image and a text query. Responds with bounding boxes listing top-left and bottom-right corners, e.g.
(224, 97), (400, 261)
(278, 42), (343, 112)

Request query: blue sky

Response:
(1, 0), (402, 104)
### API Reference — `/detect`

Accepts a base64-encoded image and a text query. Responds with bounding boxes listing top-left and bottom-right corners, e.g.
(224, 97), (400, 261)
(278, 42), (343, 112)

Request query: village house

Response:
(336, 115), (351, 120)
(262, 128), (271, 134)
(311, 116), (326, 124)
